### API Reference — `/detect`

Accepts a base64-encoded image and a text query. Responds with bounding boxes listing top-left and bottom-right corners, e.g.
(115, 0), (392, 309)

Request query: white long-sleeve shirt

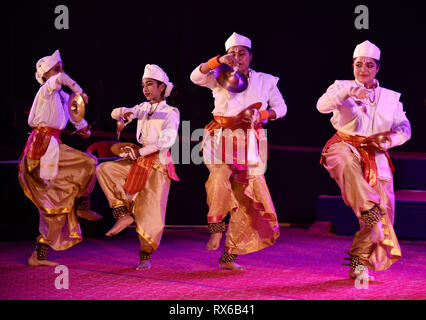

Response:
(28, 72), (88, 131)
(111, 101), (180, 157)
(190, 64), (287, 120)
(317, 79), (411, 180)
(27, 72), (88, 181)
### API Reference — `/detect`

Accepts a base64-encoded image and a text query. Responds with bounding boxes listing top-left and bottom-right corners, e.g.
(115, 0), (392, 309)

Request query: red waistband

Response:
(23, 127), (62, 160)
(320, 131), (394, 187)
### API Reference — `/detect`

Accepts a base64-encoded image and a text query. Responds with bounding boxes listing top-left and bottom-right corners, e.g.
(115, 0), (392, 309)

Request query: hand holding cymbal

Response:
(122, 146), (139, 160)
(214, 64), (248, 93)
(70, 122), (95, 138)
(242, 105), (261, 126)
(349, 87), (369, 100)
(218, 54), (237, 68)
(238, 102), (262, 127)
(361, 131), (393, 151)
(80, 92), (89, 104)
(110, 142), (141, 160)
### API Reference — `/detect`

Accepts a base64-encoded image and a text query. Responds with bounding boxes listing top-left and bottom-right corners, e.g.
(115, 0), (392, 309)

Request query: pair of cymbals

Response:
(214, 64), (248, 93)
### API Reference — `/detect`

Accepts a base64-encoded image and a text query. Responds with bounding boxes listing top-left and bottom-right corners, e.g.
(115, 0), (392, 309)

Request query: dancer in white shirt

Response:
(96, 64), (180, 270)
(317, 40), (411, 279)
(19, 49), (99, 267)
(190, 32), (287, 270)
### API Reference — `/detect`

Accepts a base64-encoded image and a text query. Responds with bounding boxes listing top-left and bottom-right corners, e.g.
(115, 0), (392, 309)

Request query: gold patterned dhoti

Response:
(18, 144), (98, 251)
(96, 159), (171, 253)
(203, 113), (279, 256)
(322, 142), (401, 271)
(205, 163), (280, 255)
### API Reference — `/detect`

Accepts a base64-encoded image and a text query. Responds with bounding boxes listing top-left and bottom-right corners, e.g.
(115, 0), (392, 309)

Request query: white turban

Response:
(353, 40), (381, 61)
(225, 32), (252, 52)
(142, 64), (174, 98)
(35, 50), (62, 85)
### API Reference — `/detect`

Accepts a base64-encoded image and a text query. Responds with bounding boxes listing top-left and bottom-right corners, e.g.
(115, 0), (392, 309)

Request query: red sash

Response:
(22, 127), (62, 160)
(203, 116), (267, 184)
(320, 131), (395, 187)
(124, 151), (179, 194)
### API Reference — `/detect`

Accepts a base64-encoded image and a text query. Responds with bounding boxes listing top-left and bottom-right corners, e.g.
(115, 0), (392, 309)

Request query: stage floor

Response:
(1, 226), (425, 300)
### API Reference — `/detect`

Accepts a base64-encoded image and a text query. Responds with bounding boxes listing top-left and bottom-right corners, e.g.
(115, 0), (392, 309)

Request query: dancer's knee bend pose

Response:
(317, 40), (411, 279)
(96, 64), (179, 270)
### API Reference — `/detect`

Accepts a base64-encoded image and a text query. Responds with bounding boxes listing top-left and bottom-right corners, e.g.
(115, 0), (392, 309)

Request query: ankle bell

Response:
(36, 243), (49, 260)
(207, 221), (226, 234)
(139, 250), (151, 261)
(219, 251), (237, 263)
(361, 204), (385, 227)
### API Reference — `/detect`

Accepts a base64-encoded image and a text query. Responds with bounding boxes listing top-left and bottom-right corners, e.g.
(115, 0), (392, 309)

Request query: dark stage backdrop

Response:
(3, 1), (425, 235)
(6, 0), (426, 154)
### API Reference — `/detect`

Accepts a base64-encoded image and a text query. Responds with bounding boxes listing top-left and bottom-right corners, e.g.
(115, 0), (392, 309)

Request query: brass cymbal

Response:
(214, 64), (248, 93)
(68, 93), (85, 123)
(110, 142), (140, 156)
(364, 131), (393, 144)
(238, 102), (262, 126)
(361, 131), (393, 148)
(240, 102), (262, 116)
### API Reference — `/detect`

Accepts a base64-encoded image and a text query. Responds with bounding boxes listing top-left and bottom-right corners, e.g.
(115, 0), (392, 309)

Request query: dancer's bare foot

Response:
(206, 233), (222, 250)
(135, 260), (152, 270)
(219, 261), (245, 271)
(105, 215), (134, 236)
(349, 267), (374, 281)
(28, 251), (59, 267)
(348, 268), (359, 279)
(77, 209), (103, 221)
(371, 221), (385, 243)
